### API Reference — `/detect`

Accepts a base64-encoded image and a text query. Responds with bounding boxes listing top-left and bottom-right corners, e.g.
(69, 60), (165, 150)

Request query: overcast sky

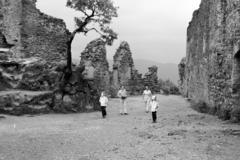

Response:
(37, 0), (201, 64)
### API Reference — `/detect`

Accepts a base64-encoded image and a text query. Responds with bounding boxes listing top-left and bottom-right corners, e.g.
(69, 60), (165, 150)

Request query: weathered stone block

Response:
(0, 90), (53, 115)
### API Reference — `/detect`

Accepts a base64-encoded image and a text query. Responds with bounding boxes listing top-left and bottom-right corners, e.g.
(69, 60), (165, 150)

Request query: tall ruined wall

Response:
(21, 0), (69, 60)
(0, 0), (69, 60)
(179, 0), (240, 120)
(111, 41), (145, 96)
(112, 41), (134, 90)
(0, 0), (22, 55)
(0, 0), (101, 115)
(80, 38), (110, 94)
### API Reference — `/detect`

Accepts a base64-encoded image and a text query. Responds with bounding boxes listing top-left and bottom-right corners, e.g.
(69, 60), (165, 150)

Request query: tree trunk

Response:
(66, 30), (78, 77)
(66, 40), (72, 74)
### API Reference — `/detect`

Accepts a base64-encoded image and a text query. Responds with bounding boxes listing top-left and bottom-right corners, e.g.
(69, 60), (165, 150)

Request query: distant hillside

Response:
(108, 59), (179, 84)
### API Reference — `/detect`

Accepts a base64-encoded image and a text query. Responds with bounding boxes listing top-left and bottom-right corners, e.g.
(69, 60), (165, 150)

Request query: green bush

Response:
(159, 79), (180, 95)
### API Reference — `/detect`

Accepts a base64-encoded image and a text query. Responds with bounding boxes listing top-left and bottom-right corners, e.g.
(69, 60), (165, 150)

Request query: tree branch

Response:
(75, 8), (96, 33)
(83, 27), (104, 36)
(79, 9), (90, 17)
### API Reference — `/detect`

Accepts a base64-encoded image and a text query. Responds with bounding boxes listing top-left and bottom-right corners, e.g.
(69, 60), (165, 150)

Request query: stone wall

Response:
(0, 0), (100, 115)
(0, 0), (22, 56)
(179, 0), (240, 120)
(80, 38), (110, 94)
(0, 0), (69, 92)
(0, 0), (69, 60)
(112, 41), (134, 92)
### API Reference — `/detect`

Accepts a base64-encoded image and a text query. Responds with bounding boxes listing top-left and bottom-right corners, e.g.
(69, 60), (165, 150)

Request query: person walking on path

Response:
(150, 95), (159, 123)
(117, 86), (128, 115)
(99, 92), (108, 118)
(142, 86), (152, 113)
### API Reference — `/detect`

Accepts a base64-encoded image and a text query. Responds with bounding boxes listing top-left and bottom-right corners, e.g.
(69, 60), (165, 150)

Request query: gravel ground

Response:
(0, 95), (240, 160)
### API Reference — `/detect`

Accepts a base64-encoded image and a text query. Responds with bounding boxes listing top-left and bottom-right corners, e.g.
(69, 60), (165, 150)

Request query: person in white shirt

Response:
(142, 86), (152, 113)
(150, 95), (159, 123)
(117, 86), (128, 115)
(99, 92), (108, 118)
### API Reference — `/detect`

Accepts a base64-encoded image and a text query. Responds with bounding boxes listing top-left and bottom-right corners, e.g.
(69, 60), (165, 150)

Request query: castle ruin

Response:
(80, 38), (110, 94)
(179, 0), (240, 121)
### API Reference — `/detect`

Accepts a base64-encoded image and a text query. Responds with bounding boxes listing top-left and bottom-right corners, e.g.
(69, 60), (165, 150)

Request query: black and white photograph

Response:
(0, 0), (240, 159)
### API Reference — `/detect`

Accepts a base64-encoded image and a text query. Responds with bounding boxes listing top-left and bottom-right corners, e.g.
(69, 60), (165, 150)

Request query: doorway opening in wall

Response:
(233, 50), (240, 94)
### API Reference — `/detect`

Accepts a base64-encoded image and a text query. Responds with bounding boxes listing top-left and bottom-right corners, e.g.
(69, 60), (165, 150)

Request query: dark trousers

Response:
(152, 111), (157, 122)
(101, 106), (107, 118)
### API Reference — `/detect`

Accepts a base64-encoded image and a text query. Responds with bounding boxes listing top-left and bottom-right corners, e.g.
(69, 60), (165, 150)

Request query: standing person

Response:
(99, 92), (108, 118)
(150, 95), (159, 123)
(117, 86), (128, 115)
(143, 86), (152, 113)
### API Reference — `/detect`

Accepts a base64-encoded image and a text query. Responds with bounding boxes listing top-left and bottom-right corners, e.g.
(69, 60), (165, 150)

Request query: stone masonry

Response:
(0, 0), (101, 115)
(80, 38), (110, 94)
(0, 0), (69, 60)
(179, 0), (240, 121)
(0, 0), (69, 93)
(112, 41), (134, 92)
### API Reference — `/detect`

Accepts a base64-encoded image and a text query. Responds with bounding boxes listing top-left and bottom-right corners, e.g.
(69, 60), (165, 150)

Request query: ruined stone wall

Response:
(0, 0), (69, 60)
(112, 41), (134, 91)
(0, 0), (101, 115)
(0, 0), (22, 56)
(0, 0), (70, 91)
(21, 0), (69, 60)
(80, 38), (110, 94)
(179, 0), (240, 120)
(110, 41), (146, 96)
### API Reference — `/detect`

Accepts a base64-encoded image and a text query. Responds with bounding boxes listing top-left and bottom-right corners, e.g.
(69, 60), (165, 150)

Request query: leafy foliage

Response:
(66, 0), (118, 44)
(159, 79), (180, 95)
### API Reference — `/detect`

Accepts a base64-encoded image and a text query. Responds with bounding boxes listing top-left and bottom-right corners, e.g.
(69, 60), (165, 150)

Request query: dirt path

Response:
(0, 95), (240, 160)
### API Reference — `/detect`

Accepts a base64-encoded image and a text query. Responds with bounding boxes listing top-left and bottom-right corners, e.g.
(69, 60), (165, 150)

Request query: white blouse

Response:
(99, 96), (108, 107)
(150, 101), (159, 112)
